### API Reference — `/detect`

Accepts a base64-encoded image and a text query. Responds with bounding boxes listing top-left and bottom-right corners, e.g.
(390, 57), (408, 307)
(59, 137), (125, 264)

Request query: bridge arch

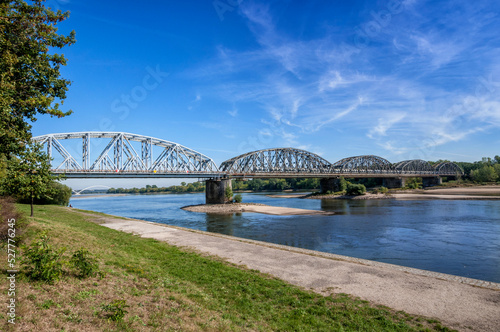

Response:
(393, 159), (435, 174)
(32, 132), (218, 175)
(220, 148), (331, 175)
(434, 162), (464, 176)
(72, 185), (112, 195)
(332, 155), (393, 173)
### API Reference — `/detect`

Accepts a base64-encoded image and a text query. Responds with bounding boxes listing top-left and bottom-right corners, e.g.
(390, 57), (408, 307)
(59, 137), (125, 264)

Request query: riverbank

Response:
(302, 185), (500, 200)
(90, 208), (499, 331)
(3, 205), (462, 331)
(182, 203), (335, 215)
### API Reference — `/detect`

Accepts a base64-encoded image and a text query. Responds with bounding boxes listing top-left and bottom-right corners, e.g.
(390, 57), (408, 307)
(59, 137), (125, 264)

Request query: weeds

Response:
(21, 233), (101, 283)
(21, 233), (66, 283)
(0, 196), (28, 245)
(70, 248), (99, 278)
(100, 300), (129, 322)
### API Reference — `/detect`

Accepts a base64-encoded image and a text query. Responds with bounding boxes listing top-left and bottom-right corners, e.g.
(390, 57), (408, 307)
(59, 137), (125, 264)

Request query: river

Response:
(70, 193), (500, 283)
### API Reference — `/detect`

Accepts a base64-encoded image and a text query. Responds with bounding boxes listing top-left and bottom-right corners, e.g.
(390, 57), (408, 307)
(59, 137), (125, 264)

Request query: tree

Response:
(471, 166), (498, 183)
(1, 142), (61, 216)
(0, 0), (75, 158)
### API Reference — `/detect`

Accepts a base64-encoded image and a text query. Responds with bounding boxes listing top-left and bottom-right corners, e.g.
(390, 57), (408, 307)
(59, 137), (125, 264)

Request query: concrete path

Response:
(88, 213), (499, 332)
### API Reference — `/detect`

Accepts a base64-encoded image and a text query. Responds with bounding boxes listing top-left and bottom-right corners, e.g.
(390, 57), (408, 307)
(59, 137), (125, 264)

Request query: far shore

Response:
(182, 203), (335, 216)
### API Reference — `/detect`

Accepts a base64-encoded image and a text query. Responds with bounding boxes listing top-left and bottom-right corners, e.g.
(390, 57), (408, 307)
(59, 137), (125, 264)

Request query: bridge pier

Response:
(205, 178), (232, 204)
(422, 176), (442, 187)
(383, 177), (406, 189)
(320, 178), (341, 194)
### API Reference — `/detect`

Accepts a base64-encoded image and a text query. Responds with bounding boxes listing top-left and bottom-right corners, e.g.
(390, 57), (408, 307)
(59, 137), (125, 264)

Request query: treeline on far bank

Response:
(106, 178), (321, 194)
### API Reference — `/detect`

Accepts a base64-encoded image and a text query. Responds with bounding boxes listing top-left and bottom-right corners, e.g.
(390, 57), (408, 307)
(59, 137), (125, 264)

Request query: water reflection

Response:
(205, 213), (234, 235)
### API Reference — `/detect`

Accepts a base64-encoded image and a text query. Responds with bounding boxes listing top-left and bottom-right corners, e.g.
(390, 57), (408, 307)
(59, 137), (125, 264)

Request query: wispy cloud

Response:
(186, 0), (500, 159)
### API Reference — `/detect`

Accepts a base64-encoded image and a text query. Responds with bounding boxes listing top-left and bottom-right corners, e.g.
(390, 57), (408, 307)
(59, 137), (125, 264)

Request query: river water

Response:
(70, 193), (500, 283)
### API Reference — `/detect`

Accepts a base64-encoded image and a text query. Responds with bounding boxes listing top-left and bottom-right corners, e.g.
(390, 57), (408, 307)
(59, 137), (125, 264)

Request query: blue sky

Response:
(32, 0), (500, 188)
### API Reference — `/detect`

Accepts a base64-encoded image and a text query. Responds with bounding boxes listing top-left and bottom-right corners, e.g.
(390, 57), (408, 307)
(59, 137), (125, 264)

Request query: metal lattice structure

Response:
(220, 148), (332, 176)
(332, 155), (394, 173)
(31, 132), (465, 179)
(393, 159), (435, 174)
(434, 162), (464, 176)
(32, 132), (219, 178)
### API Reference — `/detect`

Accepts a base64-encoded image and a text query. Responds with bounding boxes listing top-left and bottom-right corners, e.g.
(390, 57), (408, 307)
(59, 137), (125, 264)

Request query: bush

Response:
(225, 186), (233, 203)
(373, 186), (388, 194)
(22, 233), (66, 283)
(346, 183), (366, 196)
(0, 196), (29, 246)
(100, 300), (129, 321)
(70, 248), (99, 278)
(233, 194), (243, 203)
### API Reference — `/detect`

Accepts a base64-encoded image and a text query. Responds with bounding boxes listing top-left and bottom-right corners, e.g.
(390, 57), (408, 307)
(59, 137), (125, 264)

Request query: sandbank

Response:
(182, 203), (334, 215)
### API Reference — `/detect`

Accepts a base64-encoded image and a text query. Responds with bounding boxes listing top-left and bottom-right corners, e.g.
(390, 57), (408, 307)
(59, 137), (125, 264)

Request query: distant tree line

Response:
(107, 182), (206, 194)
(232, 178), (320, 191)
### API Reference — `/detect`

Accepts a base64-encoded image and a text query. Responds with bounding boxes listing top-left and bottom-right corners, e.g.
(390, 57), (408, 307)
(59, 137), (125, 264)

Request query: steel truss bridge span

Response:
(32, 132), (220, 178)
(221, 150), (464, 178)
(32, 133), (464, 179)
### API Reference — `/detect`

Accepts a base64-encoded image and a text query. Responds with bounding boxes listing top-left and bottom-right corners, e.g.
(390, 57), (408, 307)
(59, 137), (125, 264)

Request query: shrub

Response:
(233, 194), (243, 203)
(100, 300), (129, 321)
(225, 186), (233, 203)
(338, 177), (348, 192)
(0, 196), (29, 246)
(70, 248), (99, 278)
(22, 233), (66, 283)
(346, 183), (366, 195)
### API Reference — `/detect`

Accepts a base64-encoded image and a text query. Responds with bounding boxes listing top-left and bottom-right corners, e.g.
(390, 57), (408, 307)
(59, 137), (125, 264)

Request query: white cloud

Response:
(367, 113), (406, 139)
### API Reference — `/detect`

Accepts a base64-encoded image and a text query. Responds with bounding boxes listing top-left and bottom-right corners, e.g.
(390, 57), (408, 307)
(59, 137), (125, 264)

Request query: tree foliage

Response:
(0, 142), (61, 216)
(0, 0), (75, 157)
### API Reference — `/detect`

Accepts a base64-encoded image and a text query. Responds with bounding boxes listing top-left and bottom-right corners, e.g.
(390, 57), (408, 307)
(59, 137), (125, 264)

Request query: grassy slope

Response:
(0, 204), (454, 331)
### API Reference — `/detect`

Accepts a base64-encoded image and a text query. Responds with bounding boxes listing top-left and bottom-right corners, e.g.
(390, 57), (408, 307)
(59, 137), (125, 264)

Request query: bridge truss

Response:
(219, 148), (332, 177)
(32, 132), (220, 178)
(31, 132), (464, 179)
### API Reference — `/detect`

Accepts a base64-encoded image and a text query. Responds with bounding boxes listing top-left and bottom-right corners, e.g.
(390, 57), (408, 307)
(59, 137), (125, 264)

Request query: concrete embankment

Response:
(83, 211), (500, 332)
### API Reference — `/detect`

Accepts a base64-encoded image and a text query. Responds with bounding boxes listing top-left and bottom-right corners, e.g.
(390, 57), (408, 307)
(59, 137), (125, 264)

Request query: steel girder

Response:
(332, 155), (394, 173)
(220, 148), (332, 174)
(434, 162), (464, 176)
(393, 159), (435, 174)
(32, 132), (218, 174)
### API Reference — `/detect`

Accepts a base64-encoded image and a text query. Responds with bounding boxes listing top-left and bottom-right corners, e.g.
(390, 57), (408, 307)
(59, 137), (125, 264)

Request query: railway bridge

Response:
(32, 132), (464, 203)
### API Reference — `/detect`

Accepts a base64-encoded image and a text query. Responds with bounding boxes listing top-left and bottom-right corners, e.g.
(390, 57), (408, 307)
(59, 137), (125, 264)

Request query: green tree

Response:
(0, 0), (75, 158)
(471, 166), (498, 183)
(1, 143), (61, 216)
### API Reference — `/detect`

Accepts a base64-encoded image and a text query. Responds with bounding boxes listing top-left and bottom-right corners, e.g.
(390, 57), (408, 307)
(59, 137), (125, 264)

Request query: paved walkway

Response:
(86, 212), (499, 332)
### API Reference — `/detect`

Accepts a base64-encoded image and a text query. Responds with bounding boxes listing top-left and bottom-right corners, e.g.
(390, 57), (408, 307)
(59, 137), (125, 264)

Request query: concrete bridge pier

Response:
(205, 178), (232, 204)
(383, 177), (406, 189)
(422, 176), (442, 187)
(320, 178), (341, 193)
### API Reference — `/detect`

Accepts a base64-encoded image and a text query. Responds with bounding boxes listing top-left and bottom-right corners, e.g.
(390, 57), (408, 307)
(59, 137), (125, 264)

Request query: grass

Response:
(1, 204), (456, 331)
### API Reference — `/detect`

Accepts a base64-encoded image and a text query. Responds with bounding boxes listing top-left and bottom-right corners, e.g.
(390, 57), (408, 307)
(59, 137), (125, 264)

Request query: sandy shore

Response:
(305, 193), (393, 200)
(182, 203), (334, 216)
(394, 193), (500, 200)
(78, 210), (500, 332)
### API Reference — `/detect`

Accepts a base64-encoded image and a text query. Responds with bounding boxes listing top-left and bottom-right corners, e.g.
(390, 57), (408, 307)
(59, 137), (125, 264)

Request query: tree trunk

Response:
(31, 195), (34, 217)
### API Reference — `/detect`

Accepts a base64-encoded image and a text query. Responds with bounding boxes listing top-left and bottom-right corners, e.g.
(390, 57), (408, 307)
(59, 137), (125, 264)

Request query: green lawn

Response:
(0, 204), (455, 331)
